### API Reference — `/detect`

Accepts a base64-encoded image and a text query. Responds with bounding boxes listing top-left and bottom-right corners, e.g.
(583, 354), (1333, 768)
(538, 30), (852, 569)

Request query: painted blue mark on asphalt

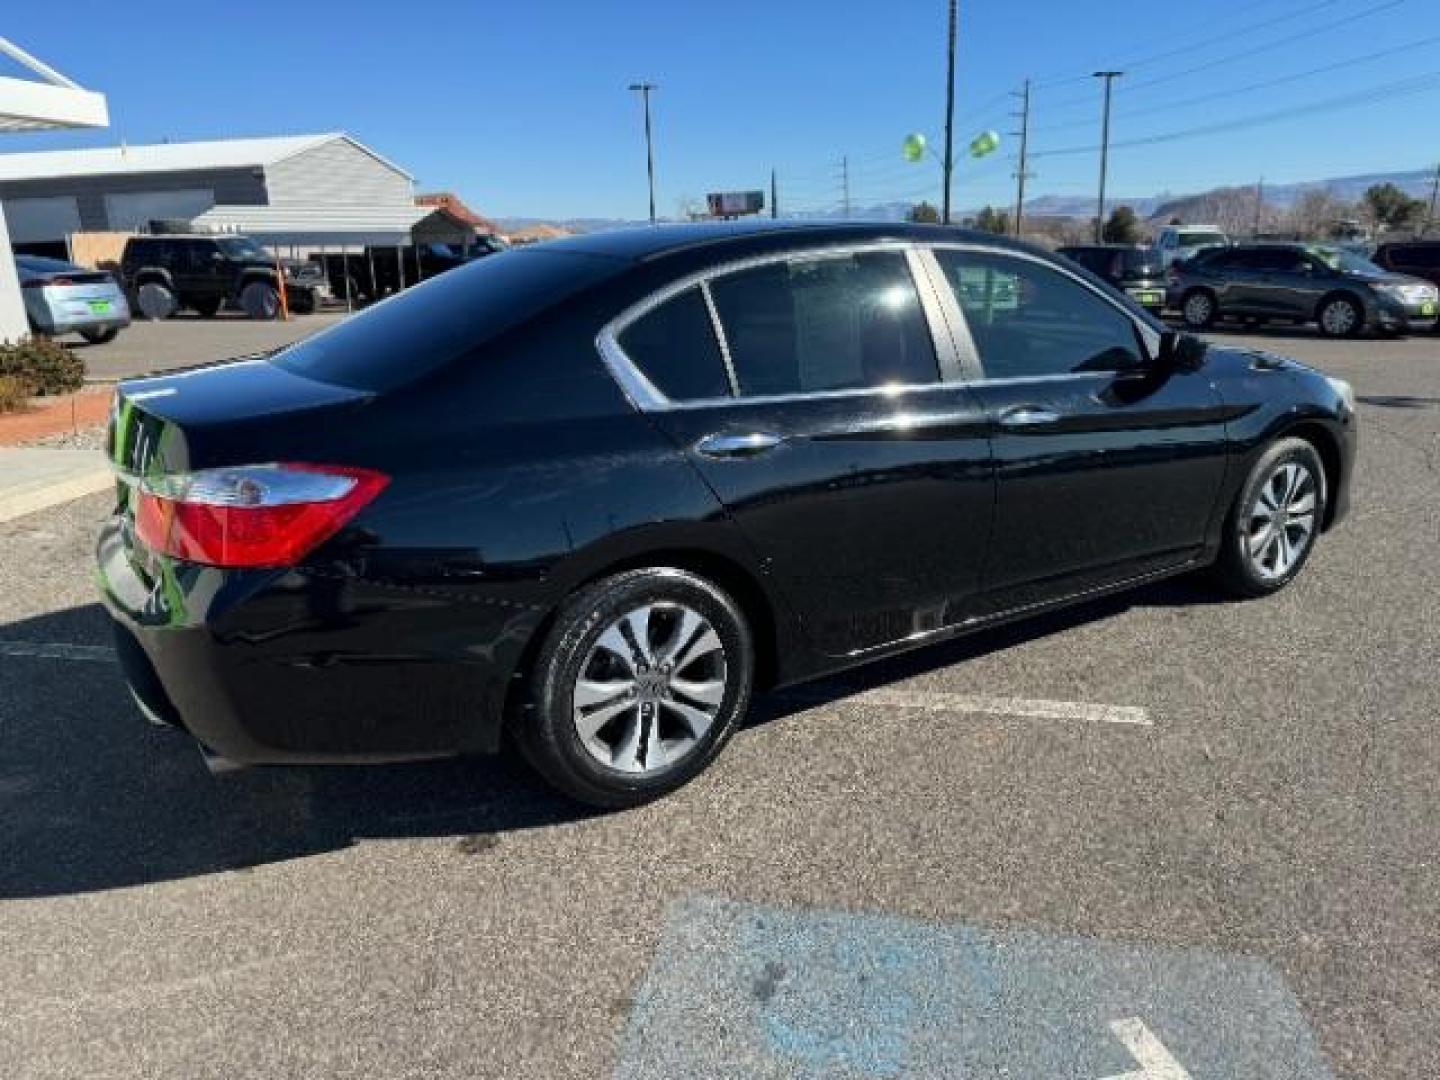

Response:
(614, 897), (1334, 1079)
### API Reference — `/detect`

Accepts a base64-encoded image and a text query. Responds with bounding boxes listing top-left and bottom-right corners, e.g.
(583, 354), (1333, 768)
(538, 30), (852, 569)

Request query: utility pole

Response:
(840, 155), (851, 218)
(770, 168), (778, 219)
(1011, 78), (1032, 238)
(627, 81), (658, 224)
(1425, 162), (1440, 236)
(942, 0), (958, 224)
(1093, 70), (1123, 243)
(1253, 176), (1264, 237)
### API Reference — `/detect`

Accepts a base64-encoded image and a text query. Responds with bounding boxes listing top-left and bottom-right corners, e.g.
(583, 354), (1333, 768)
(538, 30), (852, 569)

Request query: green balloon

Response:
(969, 130), (1000, 158)
(901, 133), (926, 163)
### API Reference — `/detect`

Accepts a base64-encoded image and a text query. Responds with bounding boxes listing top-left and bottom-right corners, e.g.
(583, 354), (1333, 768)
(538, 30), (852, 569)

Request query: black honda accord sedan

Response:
(99, 222), (1356, 807)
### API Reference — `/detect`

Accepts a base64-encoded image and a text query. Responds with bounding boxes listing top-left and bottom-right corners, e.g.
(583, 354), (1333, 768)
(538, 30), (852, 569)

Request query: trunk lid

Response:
(107, 356), (373, 483)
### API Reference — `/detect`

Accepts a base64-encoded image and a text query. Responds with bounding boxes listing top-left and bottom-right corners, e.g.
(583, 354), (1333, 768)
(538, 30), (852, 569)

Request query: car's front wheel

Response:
(1212, 436), (1327, 597)
(517, 568), (754, 808)
(1317, 294), (1363, 338)
(1181, 289), (1217, 329)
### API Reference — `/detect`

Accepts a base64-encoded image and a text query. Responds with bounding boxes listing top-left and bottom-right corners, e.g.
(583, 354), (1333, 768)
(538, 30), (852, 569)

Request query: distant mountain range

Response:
(499, 166), (1436, 232)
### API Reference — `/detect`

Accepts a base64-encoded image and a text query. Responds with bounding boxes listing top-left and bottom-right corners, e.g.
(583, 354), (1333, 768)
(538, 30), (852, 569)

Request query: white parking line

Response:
(0, 640), (116, 662)
(1, 641), (1152, 727)
(781, 687), (1151, 727)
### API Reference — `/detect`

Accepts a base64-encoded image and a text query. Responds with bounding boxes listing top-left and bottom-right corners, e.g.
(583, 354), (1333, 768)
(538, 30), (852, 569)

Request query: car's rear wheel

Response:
(517, 568), (754, 808)
(135, 281), (177, 320)
(1181, 289), (1216, 329)
(1317, 294), (1363, 338)
(239, 280), (281, 320)
(80, 327), (119, 345)
(1212, 436), (1326, 597)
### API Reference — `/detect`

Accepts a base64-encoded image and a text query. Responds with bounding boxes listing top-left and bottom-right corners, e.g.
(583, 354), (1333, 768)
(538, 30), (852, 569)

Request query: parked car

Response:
(1372, 240), (1440, 322)
(1153, 225), (1231, 270)
(99, 223), (1356, 807)
(1057, 244), (1168, 314)
(119, 234), (322, 321)
(313, 236), (509, 305)
(1174, 242), (1439, 337)
(15, 255), (130, 344)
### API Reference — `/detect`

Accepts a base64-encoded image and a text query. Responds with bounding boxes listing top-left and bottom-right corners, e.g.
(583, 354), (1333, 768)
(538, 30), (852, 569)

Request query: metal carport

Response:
(0, 37), (109, 342)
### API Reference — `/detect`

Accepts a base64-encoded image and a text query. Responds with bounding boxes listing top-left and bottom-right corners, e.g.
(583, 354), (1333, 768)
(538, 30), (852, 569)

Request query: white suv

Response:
(1154, 225), (1231, 270)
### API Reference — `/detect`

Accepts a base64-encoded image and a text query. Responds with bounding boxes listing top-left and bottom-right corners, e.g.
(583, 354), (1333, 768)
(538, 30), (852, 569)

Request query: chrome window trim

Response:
(921, 240), (1164, 372)
(699, 279), (740, 397)
(595, 239), (950, 413)
(904, 246), (966, 383)
(911, 247), (983, 379)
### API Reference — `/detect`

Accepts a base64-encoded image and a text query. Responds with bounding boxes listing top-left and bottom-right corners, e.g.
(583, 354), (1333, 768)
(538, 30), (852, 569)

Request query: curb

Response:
(0, 464), (112, 524)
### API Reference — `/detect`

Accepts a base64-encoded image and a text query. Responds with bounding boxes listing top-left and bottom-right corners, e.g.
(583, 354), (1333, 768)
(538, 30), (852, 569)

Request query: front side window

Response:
(707, 251), (938, 397)
(617, 287), (731, 401)
(933, 249), (1144, 380)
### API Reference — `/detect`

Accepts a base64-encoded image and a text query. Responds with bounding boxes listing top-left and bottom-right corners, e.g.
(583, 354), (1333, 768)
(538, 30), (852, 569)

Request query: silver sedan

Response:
(17, 255), (131, 344)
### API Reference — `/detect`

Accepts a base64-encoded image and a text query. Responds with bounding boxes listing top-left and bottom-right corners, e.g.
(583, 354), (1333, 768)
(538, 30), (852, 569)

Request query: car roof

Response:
(540, 219), (1045, 264)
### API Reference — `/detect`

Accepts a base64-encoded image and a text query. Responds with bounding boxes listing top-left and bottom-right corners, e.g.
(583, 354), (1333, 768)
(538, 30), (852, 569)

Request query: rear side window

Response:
(618, 287), (731, 400)
(270, 249), (622, 392)
(708, 251), (938, 397)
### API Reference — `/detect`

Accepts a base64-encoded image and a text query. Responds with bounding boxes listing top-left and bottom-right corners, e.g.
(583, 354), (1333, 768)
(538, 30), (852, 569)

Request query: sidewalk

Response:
(0, 446), (112, 524)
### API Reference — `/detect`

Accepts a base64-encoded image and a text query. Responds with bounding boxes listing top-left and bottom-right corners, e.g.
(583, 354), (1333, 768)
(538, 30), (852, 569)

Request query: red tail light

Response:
(133, 463), (388, 568)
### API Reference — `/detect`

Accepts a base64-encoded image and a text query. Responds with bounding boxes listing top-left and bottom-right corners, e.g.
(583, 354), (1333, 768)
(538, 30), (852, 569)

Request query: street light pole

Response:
(628, 81), (658, 224)
(941, 0), (958, 224)
(1093, 70), (1122, 243)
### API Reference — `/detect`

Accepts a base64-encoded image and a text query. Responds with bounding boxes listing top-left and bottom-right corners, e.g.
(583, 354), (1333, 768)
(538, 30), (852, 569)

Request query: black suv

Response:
(1057, 244), (1168, 314)
(1373, 240), (1440, 312)
(119, 234), (322, 320)
(1174, 242), (1439, 337)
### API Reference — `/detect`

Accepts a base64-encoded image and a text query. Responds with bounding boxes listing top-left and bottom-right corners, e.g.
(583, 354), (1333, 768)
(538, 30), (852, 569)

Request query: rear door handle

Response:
(997, 406), (1061, 428)
(694, 431), (785, 458)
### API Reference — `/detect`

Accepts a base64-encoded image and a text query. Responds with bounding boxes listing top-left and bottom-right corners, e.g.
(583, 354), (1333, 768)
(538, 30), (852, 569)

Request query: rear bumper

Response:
(97, 517), (533, 764)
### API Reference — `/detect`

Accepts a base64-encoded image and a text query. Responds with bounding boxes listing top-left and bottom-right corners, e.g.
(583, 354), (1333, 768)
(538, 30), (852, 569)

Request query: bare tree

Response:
(1286, 189), (1356, 239)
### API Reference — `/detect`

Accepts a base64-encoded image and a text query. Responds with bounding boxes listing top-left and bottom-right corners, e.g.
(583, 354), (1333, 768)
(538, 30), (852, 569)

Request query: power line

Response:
(1030, 0), (1347, 90)
(1030, 31), (1440, 135)
(1035, 0), (1406, 112)
(1030, 69), (1440, 159)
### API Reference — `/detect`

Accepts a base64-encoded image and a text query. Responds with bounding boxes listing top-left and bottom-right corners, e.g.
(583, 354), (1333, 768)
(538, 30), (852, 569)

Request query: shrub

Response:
(0, 337), (84, 396)
(0, 374), (29, 413)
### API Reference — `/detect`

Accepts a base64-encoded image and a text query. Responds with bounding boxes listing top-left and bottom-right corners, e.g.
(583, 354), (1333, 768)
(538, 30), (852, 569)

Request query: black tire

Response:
(515, 568), (754, 809)
(191, 297), (222, 317)
(1181, 289), (1217, 329)
(1211, 436), (1327, 598)
(239, 280), (281, 320)
(1316, 293), (1364, 338)
(289, 289), (317, 315)
(135, 281), (177, 321)
(80, 327), (119, 345)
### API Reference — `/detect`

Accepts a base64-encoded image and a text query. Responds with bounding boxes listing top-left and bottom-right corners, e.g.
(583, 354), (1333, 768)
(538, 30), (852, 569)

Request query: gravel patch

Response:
(18, 425), (107, 451)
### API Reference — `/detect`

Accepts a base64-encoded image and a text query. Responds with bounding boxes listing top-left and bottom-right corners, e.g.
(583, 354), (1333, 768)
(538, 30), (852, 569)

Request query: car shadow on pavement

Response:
(1356, 394), (1440, 409)
(2, 579), (1222, 898)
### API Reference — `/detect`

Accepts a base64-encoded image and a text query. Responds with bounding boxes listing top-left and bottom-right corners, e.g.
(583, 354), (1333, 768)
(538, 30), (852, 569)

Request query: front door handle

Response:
(695, 431), (785, 458)
(997, 405), (1061, 428)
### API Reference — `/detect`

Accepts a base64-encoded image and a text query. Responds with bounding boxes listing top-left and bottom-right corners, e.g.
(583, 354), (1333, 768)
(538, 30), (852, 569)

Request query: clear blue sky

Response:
(4, 0), (1437, 220)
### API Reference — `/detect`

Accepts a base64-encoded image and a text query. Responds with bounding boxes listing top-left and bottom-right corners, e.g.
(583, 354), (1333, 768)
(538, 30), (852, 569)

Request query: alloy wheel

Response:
(572, 602), (728, 774)
(1184, 292), (1213, 326)
(1320, 299), (1358, 336)
(1245, 461), (1318, 581)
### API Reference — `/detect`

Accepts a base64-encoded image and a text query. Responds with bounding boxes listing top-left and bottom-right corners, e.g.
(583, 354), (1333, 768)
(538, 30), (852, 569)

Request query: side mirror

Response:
(1156, 330), (1208, 372)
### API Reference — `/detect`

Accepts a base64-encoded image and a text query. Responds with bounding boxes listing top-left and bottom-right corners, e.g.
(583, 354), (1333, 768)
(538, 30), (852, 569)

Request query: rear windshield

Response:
(269, 249), (622, 392)
(1121, 249), (1164, 275)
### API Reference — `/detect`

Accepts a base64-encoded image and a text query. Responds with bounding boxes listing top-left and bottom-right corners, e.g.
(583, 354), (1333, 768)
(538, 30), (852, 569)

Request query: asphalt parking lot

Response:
(72, 309), (349, 383)
(2, 325), (1437, 1078)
